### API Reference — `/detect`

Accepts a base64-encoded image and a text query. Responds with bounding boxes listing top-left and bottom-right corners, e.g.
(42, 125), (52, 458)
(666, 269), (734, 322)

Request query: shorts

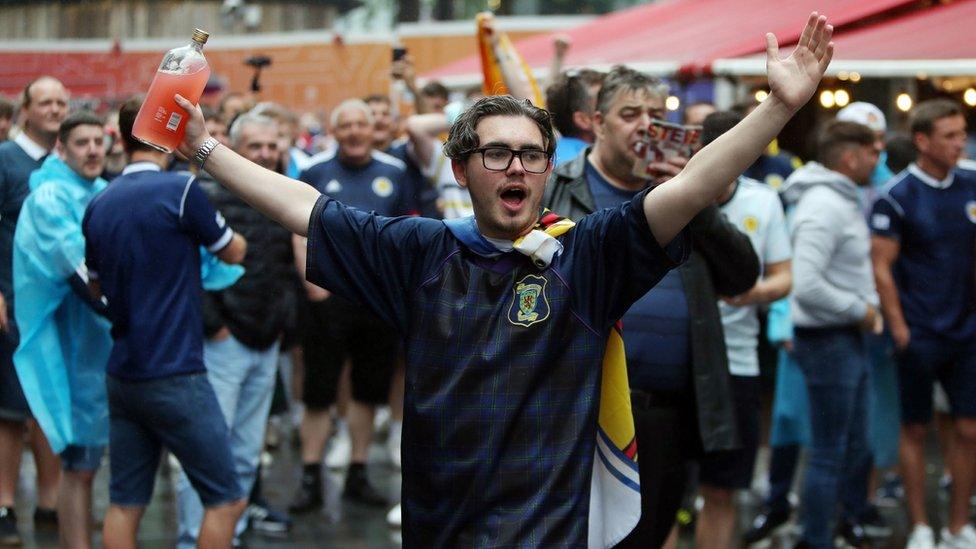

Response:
(897, 337), (976, 425)
(60, 445), (105, 472)
(107, 373), (242, 507)
(302, 297), (398, 410)
(699, 375), (760, 490)
(0, 322), (30, 421)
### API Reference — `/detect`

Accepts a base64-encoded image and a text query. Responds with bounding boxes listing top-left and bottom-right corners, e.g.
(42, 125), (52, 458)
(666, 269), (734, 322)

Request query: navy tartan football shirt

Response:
(306, 189), (686, 547)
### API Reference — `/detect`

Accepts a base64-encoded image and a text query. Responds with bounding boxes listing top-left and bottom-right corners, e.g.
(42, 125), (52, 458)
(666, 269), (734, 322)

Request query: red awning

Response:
(715, 0), (976, 76)
(424, 0), (919, 84)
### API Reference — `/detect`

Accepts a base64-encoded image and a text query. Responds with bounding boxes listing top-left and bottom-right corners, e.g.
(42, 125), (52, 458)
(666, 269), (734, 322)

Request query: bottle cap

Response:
(192, 29), (210, 44)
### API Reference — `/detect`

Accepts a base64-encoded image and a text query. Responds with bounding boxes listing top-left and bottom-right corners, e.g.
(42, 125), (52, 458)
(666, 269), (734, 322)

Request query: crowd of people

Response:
(0, 12), (972, 549)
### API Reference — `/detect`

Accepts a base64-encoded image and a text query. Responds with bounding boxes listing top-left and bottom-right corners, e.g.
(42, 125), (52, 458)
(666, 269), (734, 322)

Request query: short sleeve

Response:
(179, 177), (233, 252)
(764, 194), (792, 264)
(305, 196), (447, 331)
(870, 194), (903, 240)
(567, 188), (689, 329)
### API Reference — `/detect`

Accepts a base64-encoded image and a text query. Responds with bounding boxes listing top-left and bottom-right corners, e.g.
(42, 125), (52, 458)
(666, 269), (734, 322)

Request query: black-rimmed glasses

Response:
(466, 147), (551, 174)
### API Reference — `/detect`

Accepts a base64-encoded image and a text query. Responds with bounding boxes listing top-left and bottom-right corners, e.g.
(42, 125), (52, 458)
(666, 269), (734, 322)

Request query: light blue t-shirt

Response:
(554, 136), (588, 168)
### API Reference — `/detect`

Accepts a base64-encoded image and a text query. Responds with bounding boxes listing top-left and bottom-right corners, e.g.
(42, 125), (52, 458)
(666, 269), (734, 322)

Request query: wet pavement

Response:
(7, 420), (971, 548)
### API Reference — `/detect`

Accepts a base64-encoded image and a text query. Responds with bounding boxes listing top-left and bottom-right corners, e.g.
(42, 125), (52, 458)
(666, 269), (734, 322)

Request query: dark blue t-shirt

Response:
(386, 140), (436, 218)
(870, 164), (976, 342)
(82, 163), (232, 380)
(744, 151), (800, 191)
(0, 139), (44, 301)
(304, 190), (685, 546)
(300, 149), (411, 217)
(585, 161), (691, 391)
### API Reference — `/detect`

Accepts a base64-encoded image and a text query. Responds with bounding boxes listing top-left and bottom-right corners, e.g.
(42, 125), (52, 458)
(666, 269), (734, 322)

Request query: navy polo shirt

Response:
(300, 149), (411, 217)
(82, 162), (233, 380)
(585, 161), (691, 391)
(870, 164), (976, 342)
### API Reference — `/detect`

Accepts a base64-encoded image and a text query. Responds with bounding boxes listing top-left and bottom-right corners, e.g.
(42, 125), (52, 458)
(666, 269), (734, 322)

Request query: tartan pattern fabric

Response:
(304, 190), (683, 547)
(403, 253), (605, 546)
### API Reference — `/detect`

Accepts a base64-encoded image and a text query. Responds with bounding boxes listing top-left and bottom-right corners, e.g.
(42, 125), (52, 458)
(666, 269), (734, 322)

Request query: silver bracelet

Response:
(193, 137), (220, 170)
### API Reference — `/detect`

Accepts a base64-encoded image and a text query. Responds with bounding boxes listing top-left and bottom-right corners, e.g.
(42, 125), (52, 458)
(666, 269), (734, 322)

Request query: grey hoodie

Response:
(781, 162), (878, 328)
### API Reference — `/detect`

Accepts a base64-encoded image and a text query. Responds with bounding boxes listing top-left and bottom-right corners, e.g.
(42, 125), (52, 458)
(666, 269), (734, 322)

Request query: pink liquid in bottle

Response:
(132, 29), (211, 153)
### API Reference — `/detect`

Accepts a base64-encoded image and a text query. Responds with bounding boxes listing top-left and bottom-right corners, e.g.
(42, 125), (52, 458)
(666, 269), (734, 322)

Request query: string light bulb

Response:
(820, 90), (835, 109)
(964, 88), (976, 107)
(834, 89), (850, 107)
(896, 93), (913, 112)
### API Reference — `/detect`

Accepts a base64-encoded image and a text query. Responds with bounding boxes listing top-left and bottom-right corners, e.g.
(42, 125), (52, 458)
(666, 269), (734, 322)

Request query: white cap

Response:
(837, 102), (886, 133)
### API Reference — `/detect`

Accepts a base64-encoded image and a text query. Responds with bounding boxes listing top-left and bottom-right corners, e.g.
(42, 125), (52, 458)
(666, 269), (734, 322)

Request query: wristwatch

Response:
(193, 137), (220, 170)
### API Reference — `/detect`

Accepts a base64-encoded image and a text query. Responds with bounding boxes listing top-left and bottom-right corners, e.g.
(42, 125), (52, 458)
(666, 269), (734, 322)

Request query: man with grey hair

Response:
(289, 98), (412, 512)
(172, 13), (834, 544)
(176, 111), (296, 545)
(544, 65), (760, 547)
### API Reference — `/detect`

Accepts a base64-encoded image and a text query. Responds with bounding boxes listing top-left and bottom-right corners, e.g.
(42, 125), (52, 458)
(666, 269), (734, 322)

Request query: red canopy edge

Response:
(423, 0), (923, 82)
(714, 0), (976, 76)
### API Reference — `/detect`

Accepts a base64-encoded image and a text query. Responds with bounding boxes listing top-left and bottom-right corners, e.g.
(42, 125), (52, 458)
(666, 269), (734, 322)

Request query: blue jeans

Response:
(794, 326), (872, 549)
(176, 335), (280, 548)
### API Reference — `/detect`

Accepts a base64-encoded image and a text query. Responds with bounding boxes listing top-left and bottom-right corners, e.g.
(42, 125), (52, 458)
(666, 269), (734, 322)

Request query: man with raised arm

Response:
(173, 13), (833, 545)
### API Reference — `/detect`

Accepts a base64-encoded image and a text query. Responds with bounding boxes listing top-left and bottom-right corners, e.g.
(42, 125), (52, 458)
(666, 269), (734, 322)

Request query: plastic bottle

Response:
(132, 29), (211, 153)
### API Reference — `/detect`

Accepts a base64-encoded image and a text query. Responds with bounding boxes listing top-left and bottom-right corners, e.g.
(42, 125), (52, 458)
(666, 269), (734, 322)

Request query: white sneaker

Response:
(939, 524), (976, 549)
(325, 421), (351, 469)
(386, 503), (402, 528)
(374, 406), (391, 436)
(908, 524), (937, 549)
(387, 420), (402, 469)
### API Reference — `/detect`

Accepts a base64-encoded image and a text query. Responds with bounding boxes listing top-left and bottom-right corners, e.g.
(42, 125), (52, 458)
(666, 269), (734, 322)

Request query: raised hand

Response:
(766, 12), (834, 113)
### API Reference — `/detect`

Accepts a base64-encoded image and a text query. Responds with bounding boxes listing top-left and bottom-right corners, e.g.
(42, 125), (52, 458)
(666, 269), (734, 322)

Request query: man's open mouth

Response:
(500, 186), (527, 209)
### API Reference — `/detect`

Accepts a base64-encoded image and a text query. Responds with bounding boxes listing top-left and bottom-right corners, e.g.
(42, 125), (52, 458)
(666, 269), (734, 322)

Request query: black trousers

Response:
(615, 389), (700, 548)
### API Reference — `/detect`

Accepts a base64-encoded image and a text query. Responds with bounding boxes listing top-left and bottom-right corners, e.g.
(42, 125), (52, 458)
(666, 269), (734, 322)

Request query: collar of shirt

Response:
(121, 161), (163, 175)
(14, 132), (48, 161)
(444, 215), (565, 268)
(909, 162), (954, 189)
(444, 216), (507, 258)
(483, 235), (514, 252)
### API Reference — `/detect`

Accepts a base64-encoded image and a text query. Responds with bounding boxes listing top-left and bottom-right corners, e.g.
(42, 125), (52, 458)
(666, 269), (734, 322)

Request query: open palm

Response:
(767, 13), (834, 112)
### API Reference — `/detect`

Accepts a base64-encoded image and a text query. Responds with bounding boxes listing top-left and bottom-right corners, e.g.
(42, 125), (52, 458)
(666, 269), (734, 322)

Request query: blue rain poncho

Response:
(12, 157), (244, 453)
(12, 155), (112, 453)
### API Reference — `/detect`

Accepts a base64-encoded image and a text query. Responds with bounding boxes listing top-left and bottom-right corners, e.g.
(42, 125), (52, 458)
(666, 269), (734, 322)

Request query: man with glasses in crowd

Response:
(170, 13), (834, 544)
